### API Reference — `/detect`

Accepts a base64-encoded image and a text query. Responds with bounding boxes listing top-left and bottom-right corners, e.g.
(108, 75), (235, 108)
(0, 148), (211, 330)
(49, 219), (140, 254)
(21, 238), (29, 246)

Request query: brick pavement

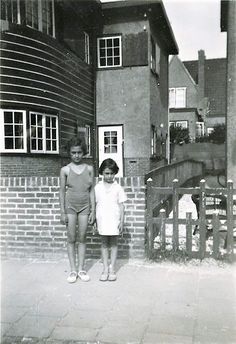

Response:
(1, 258), (236, 344)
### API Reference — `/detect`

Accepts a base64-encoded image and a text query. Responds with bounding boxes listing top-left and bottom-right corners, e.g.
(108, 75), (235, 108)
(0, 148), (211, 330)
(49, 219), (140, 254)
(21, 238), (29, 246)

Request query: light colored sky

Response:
(101, 0), (227, 61)
(162, 0), (226, 60)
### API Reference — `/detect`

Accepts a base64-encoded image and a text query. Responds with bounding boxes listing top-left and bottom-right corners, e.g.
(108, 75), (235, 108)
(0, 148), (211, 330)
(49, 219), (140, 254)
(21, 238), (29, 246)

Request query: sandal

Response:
(78, 270), (90, 282)
(108, 272), (117, 282)
(67, 271), (77, 283)
(99, 272), (109, 282)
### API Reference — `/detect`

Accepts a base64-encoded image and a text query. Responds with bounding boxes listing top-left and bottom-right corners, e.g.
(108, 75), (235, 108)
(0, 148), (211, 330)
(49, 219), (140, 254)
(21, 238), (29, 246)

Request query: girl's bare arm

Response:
(59, 167), (67, 224)
(88, 165), (95, 224)
(118, 203), (125, 234)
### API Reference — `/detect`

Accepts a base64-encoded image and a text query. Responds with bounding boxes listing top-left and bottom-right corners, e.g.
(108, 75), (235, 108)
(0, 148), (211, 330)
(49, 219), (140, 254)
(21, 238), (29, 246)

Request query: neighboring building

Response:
(96, 1), (178, 176)
(0, 0), (100, 177)
(169, 50), (226, 140)
(0, 0), (178, 177)
(221, 0), (236, 186)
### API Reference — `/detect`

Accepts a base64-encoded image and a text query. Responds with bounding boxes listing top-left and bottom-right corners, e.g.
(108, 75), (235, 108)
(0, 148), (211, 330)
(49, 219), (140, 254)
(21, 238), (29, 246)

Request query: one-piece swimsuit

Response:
(65, 165), (91, 215)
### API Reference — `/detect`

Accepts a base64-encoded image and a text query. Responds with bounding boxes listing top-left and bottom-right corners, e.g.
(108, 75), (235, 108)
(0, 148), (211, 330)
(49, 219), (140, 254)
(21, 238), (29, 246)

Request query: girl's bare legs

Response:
(67, 214), (77, 272)
(101, 236), (109, 273)
(77, 214), (89, 272)
(110, 236), (118, 273)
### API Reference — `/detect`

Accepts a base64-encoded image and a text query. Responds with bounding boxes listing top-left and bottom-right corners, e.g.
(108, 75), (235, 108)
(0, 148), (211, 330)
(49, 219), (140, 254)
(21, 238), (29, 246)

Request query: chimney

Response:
(198, 50), (205, 101)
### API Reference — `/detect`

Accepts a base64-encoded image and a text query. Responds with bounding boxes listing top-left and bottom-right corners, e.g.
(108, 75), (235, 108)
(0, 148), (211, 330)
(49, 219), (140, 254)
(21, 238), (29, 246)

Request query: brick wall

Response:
(124, 158), (150, 177)
(0, 176), (146, 259)
(0, 156), (92, 177)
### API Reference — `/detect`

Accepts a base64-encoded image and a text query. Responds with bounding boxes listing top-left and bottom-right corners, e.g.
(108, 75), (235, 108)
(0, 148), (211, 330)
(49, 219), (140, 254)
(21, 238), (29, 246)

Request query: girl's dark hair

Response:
(99, 158), (119, 175)
(66, 136), (87, 155)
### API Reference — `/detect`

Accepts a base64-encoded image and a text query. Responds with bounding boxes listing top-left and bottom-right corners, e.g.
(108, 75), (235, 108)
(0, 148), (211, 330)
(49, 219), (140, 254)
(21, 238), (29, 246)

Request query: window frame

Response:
(169, 87), (187, 108)
(196, 121), (205, 137)
(0, 109), (27, 153)
(84, 31), (90, 64)
(169, 120), (188, 129)
(1, 0), (21, 24)
(151, 125), (157, 156)
(30, 112), (59, 154)
(77, 124), (92, 157)
(97, 35), (122, 69)
(25, 0), (55, 37)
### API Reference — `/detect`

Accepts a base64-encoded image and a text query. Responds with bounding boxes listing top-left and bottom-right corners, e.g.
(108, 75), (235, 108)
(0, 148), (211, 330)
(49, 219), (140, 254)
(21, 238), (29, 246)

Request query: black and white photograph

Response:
(0, 0), (235, 343)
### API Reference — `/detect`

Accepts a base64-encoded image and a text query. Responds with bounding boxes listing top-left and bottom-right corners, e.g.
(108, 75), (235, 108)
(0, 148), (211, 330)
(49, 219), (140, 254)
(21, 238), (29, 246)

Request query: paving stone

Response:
(2, 293), (44, 308)
(58, 309), (107, 328)
(50, 326), (98, 342)
(5, 315), (59, 338)
(27, 301), (69, 317)
(1, 307), (28, 323)
(97, 324), (145, 344)
(152, 300), (196, 318)
(147, 315), (195, 337)
(142, 332), (193, 344)
(194, 328), (236, 344)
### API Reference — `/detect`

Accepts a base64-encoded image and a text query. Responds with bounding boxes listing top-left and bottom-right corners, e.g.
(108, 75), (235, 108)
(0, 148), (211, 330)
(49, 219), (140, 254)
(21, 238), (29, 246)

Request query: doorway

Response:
(98, 125), (124, 177)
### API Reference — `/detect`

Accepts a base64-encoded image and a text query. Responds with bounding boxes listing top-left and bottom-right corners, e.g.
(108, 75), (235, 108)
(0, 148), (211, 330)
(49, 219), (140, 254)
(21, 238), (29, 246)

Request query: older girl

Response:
(60, 137), (95, 283)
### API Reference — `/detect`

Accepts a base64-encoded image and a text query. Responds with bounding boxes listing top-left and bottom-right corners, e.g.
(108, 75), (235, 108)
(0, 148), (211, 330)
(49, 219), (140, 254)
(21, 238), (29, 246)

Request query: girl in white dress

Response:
(95, 159), (127, 281)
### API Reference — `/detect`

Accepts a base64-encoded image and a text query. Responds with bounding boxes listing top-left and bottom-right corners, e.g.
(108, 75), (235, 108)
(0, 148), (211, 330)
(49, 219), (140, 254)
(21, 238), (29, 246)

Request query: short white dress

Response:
(95, 180), (127, 236)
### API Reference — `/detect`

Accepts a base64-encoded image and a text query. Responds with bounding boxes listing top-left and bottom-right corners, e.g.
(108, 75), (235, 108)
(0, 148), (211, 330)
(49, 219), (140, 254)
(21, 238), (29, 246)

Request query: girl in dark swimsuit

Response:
(60, 137), (95, 283)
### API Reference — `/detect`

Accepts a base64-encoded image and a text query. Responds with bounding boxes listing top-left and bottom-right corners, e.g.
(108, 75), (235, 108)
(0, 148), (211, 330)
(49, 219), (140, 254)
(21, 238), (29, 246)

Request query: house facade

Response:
(221, 0), (236, 186)
(96, 1), (178, 176)
(169, 50), (226, 140)
(0, 0), (178, 177)
(0, 0), (100, 177)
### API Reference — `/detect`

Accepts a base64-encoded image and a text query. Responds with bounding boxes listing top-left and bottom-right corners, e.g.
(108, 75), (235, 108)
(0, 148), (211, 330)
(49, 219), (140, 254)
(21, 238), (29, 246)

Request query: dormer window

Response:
(97, 36), (122, 68)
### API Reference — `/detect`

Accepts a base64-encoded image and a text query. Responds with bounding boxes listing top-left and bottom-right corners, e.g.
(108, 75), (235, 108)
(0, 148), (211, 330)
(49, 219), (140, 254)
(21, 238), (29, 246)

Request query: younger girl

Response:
(60, 137), (95, 283)
(95, 159), (127, 281)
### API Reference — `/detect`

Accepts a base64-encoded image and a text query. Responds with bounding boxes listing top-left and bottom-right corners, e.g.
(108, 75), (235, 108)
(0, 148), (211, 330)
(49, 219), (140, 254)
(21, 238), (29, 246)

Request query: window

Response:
(30, 112), (58, 153)
(41, 0), (54, 36)
(196, 122), (205, 137)
(207, 127), (214, 135)
(0, 110), (27, 152)
(0, 109), (58, 153)
(25, 0), (55, 37)
(169, 121), (188, 129)
(104, 131), (117, 153)
(97, 36), (122, 68)
(77, 125), (91, 156)
(1, 0), (55, 36)
(1, 0), (20, 24)
(151, 125), (157, 156)
(169, 88), (186, 108)
(26, 0), (39, 30)
(84, 32), (90, 64)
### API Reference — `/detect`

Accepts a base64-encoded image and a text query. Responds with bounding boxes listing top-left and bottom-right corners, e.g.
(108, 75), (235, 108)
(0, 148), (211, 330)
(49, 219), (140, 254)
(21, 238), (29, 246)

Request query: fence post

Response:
(212, 211), (220, 259)
(160, 208), (166, 250)
(199, 179), (206, 259)
(226, 180), (234, 261)
(186, 212), (192, 256)
(146, 178), (153, 259)
(172, 179), (179, 251)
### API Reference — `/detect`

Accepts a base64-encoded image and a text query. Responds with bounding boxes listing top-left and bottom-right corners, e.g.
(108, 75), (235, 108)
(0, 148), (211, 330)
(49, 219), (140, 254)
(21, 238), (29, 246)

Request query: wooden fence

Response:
(146, 179), (236, 261)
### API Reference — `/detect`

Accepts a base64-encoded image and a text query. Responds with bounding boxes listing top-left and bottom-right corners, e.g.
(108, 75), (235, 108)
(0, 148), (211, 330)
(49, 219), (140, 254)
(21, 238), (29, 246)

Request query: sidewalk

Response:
(1, 258), (236, 344)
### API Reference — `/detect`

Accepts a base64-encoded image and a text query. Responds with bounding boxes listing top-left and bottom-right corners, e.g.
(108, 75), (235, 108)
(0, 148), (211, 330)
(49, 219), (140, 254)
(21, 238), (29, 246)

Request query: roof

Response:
(101, 0), (178, 55)
(183, 58), (227, 116)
